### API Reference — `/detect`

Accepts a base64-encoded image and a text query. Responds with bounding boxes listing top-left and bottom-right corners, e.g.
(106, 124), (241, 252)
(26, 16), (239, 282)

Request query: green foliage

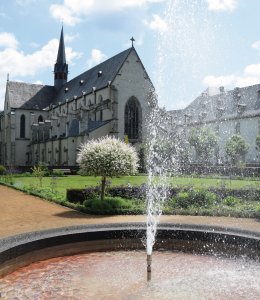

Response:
(31, 165), (45, 187)
(52, 169), (65, 177)
(225, 135), (249, 165)
(0, 165), (6, 175)
(84, 197), (131, 210)
(256, 135), (260, 150)
(188, 127), (218, 163)
(172, 189), (218, 209)
(138, 143), (147, 173)
(223, 196), (241, 206)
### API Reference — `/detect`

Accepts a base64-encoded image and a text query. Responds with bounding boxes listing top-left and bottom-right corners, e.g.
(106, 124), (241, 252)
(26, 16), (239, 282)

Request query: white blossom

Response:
(77, 136), (139, 177)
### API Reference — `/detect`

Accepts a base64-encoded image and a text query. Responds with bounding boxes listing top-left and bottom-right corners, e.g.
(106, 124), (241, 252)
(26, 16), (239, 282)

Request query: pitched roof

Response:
(55, 47), (133, 104)
(7, 81), (56, 110)
(170, 83), (260, 125)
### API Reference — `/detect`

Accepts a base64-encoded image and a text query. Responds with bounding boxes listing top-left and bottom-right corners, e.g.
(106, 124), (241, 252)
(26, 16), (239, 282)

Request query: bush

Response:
(67, 187), (100, 203)
(223, 196), (241, 206)
(52, 169), (65, 177)
(0, 165), (6, 175)
(84, 197), (132, 211)
(172, 189), (218, 209)
(107, 185), (147, 199)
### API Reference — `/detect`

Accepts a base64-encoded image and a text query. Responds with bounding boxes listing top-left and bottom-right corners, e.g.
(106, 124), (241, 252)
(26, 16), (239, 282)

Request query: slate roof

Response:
(7, 81), (56, 110)
(6, 47), (134, 110)
(55, 47), (133, 104)
(170, 83), (260, 125)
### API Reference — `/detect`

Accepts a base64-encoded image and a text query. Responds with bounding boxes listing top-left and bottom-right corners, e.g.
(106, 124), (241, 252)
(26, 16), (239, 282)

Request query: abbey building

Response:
(0, 28), (152, 167)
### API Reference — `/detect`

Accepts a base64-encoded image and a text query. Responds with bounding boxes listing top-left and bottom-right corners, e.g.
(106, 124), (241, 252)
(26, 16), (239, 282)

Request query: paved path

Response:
(0, 185), (259, 239)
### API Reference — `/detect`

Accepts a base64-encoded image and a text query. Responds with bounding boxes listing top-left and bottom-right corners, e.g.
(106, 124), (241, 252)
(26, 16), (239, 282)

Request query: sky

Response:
(1, 0), (260, 111)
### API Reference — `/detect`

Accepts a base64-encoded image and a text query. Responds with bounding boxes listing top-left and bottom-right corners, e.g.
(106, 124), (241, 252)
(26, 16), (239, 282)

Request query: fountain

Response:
(0, 1), (260, 298)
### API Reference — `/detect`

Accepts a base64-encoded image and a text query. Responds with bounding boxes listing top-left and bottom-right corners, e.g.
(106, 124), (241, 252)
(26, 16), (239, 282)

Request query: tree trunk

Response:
(101, 176), (106, 201)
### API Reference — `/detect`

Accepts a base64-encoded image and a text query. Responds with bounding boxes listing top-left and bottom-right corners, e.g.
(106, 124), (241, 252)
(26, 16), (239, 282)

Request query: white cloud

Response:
(50, 0), (166, 26)
(0, 32), (18, 49)
(87, 49), (107, 68)
(251, 40), (260, 50)
(144, 14), (168, 32)
(0, 35), (82, 110)
(203, 62), (260, 90)
(206, 0), (237, 12)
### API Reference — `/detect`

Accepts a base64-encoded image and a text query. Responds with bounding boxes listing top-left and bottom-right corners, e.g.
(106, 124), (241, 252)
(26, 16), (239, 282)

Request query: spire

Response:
(54, 26), (68, 90)
(56, 26), (66, 65)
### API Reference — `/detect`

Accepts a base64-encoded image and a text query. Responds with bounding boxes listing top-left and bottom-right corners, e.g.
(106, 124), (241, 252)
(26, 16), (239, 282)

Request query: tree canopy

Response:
(225, 134), (249, 165)
(77, 136), (139, 200)
(188, 127), (218, 163)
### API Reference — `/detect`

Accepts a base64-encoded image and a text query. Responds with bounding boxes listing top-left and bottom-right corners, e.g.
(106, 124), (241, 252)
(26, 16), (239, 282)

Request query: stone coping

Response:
(1, 222), (259, 254)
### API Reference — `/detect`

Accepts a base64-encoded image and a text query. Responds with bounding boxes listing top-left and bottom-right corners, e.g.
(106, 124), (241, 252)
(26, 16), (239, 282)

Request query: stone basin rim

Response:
(1, 222), (259, 253)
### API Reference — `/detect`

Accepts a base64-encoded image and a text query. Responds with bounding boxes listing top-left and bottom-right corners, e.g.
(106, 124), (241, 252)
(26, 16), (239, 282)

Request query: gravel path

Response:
(0, 185), (259, 239)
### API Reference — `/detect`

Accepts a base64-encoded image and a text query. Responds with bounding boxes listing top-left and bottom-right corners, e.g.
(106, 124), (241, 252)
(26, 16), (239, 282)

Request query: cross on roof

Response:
(130, 37), (135, 47)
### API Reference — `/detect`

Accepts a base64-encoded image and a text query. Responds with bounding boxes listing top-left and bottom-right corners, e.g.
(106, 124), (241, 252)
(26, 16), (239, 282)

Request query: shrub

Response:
(0, 165), (6, 175)
(83, 197), (132, 211)
(172, 189), (218, 209)
(189, 189), (217, 207)
(173, 192), (190, 209)
(52, 169), (65, 177)
(223, 196), (241, 206)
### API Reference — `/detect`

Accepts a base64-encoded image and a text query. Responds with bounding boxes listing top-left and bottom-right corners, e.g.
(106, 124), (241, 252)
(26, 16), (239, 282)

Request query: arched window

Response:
(20, 114), (26, 138)
(124, 97), (141, 140)
(98, 95), (103, 104)
(38, 115), (43, 123)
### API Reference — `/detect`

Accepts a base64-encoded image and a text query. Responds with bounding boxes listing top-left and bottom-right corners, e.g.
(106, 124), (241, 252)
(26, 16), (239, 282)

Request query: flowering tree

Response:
(77, 136), (139, 200)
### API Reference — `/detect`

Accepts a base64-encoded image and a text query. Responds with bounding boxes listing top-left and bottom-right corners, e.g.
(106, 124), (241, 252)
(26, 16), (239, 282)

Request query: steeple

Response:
(54, 26), (68, 90)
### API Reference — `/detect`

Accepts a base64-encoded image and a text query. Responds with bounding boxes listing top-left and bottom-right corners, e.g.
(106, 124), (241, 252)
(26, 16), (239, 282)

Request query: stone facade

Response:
(170, 86), (260, 164)
(0, 28), (152, 167)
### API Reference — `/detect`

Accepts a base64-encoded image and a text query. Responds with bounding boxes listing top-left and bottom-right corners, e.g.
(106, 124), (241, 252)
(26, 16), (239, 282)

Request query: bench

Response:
(52, 168), (71, 175)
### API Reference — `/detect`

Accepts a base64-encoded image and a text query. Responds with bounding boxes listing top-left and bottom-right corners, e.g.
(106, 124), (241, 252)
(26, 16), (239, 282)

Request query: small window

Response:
(20, 114), (26, 138)
(38, 115), (43, 123)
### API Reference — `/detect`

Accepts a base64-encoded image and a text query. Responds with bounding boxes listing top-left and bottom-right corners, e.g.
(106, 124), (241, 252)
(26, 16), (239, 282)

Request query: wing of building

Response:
(169, 86), (260, 164)
(0, 27), (153, 167)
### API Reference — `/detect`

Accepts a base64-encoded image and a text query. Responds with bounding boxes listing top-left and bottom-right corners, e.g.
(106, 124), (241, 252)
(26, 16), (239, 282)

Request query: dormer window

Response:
(98, 71), (102, 77)
(65, 87), (69, 93)
(80, 79), (84, 85)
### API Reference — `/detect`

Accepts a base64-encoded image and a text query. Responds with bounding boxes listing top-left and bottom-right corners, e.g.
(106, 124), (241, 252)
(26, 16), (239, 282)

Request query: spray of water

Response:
(145, 0), (221, 256)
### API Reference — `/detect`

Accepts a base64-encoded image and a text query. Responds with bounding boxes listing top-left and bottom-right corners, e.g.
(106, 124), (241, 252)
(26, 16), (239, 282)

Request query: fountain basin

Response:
(0, 222), (259, 277)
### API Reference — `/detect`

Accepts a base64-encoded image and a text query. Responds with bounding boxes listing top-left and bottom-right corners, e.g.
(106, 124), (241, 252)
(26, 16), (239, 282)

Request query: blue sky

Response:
(1, 0), (260, 110)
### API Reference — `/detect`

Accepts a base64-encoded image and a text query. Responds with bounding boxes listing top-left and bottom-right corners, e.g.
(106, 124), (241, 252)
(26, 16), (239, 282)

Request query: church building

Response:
(0, 28), (152, 167)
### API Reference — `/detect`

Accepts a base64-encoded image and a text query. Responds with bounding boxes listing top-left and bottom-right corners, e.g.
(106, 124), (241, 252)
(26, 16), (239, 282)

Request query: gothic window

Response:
(98, 95), (103, 104)
(20, 114), (26, 138)
(124, 97), (141, 140)
(38, 115), (43, 123)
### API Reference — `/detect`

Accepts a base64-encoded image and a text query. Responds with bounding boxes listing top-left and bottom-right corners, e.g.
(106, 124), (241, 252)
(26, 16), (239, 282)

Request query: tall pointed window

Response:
(124, 97), (141, 140)
(20, 114), (26, 138)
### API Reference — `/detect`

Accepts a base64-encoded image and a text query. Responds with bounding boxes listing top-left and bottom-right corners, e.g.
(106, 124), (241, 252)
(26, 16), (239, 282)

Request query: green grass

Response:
(2, 175), (260, 195)
(0, 174), (259, 218)
(3, 174), (259, 198)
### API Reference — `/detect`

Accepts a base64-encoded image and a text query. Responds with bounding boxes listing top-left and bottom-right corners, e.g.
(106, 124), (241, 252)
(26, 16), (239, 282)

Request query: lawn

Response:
(5, 175), (260, 197)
